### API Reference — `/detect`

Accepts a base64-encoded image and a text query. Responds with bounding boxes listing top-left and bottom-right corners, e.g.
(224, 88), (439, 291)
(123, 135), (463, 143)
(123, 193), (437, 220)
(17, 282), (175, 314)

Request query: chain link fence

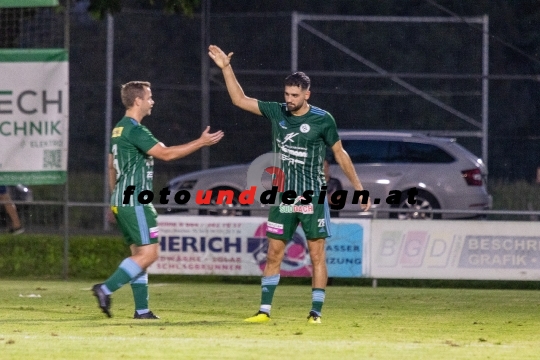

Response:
(2, 2), (540, 233)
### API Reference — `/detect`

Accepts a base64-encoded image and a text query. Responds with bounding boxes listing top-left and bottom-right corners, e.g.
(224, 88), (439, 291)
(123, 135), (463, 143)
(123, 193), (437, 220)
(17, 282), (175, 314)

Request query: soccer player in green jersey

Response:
(92, 81), (224, 319)
(208, 45), (371, 324)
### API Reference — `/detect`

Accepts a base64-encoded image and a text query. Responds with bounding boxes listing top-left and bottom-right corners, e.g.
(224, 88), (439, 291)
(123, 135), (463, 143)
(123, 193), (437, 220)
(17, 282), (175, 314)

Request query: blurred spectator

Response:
(0, 186), (25, 234)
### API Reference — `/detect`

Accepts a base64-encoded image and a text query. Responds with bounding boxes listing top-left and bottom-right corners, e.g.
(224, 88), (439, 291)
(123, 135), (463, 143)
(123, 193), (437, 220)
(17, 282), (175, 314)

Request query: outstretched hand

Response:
(208, 45), (233, 69)
(361, 198), (371, 212)
(200, 126), (224, 146)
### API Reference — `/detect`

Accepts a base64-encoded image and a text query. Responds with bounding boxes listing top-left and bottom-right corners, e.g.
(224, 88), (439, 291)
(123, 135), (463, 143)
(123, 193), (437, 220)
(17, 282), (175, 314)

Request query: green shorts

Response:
(266, 195), (331, 241)
(112, 204), (159, 246)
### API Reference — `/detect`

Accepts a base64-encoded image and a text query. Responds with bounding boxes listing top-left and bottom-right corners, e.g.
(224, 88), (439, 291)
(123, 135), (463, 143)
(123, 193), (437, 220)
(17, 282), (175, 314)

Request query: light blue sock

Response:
(260, 274), (280, 314)
(311, 288), (326, 315)
(104, 258), (143, 292)
(131, 272), (149, 313)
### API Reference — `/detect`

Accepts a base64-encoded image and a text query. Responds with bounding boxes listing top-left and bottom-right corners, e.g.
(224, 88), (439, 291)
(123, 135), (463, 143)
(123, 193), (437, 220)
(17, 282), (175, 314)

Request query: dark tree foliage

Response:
(70, 0), (540, 180)
(0, 8), (36, 48)
(87, 0), (200, 19)
(4, 0), (539, 180)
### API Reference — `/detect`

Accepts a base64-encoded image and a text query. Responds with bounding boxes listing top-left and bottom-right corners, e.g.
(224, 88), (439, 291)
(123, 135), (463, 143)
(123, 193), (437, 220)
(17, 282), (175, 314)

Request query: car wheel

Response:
(198, 187), (250, 216)
(390, 190), (441, 220)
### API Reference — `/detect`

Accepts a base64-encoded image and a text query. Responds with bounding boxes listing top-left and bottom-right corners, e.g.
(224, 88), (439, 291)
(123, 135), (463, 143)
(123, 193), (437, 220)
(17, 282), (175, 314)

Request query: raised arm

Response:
(331, 140), (371, 211)
(208, 45), (262, 116)
(147, 126), (224, 162)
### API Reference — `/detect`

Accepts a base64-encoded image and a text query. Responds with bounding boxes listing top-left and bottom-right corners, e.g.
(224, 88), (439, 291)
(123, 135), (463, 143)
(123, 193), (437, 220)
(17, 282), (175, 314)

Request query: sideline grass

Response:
(0, 280), (539, 359)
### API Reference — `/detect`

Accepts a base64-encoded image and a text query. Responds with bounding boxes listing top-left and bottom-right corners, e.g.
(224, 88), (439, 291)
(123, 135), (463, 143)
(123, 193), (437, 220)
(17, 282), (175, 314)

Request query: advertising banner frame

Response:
(0, 0), (59, 8)
(0, 48), (69, 185)
(370, 219), (540, 281)
(149, 215), (369, 278)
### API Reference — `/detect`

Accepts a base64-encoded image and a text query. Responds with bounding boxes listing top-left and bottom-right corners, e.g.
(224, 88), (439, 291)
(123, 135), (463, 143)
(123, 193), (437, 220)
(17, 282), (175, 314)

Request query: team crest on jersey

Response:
(112, 127), (123, 137)
(300, 124), (310, 133)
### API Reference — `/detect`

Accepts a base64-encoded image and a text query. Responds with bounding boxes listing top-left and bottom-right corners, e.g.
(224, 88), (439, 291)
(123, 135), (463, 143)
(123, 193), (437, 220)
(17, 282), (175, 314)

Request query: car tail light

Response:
(461, 168), (483, 186)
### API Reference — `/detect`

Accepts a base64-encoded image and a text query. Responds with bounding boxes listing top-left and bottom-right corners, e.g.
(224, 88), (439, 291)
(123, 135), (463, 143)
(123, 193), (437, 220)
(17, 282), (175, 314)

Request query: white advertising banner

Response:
(148, 215), (369, 277)
(0, 49), (68, 185)
(149, 216), (267, 276)
(370, 219), (540, 280)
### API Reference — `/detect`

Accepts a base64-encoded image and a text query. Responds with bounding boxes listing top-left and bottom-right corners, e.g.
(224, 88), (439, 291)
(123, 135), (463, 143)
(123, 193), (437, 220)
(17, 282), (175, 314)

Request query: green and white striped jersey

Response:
(110, 116), (159, 206)
(258, 101), (340, 196)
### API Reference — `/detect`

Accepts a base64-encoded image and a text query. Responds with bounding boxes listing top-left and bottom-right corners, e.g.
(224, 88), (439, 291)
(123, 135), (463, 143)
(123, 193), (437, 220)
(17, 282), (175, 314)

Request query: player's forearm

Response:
(222, 65), (247, 106)
(335, 152), (364, 191)
(160, 139), (205, 161)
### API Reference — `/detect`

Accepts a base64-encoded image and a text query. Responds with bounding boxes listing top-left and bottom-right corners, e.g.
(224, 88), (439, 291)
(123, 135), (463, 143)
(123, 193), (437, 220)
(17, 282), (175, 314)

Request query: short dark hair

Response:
(284, 72), (310, 90)
(121, 81), (151, 109)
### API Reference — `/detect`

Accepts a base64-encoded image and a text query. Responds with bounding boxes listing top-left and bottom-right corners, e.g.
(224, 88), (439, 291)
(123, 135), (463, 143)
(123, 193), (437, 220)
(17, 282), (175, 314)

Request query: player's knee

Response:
(148, 248), (159, 263)
(266, 250), (283, 264)
(137, 245), (159, 266)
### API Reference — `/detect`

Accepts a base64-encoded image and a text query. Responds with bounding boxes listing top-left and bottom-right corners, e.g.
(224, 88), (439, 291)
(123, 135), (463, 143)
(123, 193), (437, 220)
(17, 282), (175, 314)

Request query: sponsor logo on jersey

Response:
(282, 132), (299, 143)
(279, 203), (314, 214)
(149, 227), (159, 238)
(280, 146), (307, 158)
(277, 132), (307, 164)
(280, 153), (305, 165)
(266, 221), (284, 234)
(112, 127), (123, 137)
(279, 120), (287, 129)
(279, 196), (314, 214)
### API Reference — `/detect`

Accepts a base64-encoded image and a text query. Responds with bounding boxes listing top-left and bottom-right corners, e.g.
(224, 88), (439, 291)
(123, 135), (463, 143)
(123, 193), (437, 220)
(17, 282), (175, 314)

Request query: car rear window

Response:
(333, 139), (455, 164)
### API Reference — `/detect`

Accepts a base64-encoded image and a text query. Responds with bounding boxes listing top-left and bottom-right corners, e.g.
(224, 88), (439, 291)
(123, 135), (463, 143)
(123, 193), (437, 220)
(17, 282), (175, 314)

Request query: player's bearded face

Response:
(284, 86), (309, 112)
(286, 98), (305, 112)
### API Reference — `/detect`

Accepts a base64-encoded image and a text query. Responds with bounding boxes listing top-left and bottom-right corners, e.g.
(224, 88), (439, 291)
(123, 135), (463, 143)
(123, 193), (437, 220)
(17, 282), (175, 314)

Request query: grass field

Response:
(0, 280), (539, 359)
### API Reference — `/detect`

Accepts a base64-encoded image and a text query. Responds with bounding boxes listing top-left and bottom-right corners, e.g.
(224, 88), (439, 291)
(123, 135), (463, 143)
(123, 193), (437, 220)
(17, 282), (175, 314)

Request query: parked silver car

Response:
(164, 130), (492, 219)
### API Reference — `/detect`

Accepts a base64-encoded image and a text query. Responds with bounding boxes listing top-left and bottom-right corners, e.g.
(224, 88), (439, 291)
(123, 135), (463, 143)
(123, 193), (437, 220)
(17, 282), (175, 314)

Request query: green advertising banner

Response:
(0, 48), (68, 185)
(0, 0), (58, 8)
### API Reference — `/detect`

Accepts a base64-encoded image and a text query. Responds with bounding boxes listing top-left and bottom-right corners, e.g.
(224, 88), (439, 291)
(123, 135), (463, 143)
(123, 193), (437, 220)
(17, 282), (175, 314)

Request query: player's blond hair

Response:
(121, 81), (151, 109)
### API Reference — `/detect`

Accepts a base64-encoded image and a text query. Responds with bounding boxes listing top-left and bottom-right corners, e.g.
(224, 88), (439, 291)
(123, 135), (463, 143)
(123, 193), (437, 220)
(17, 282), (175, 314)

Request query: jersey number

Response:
(111, 144), (120, 179)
